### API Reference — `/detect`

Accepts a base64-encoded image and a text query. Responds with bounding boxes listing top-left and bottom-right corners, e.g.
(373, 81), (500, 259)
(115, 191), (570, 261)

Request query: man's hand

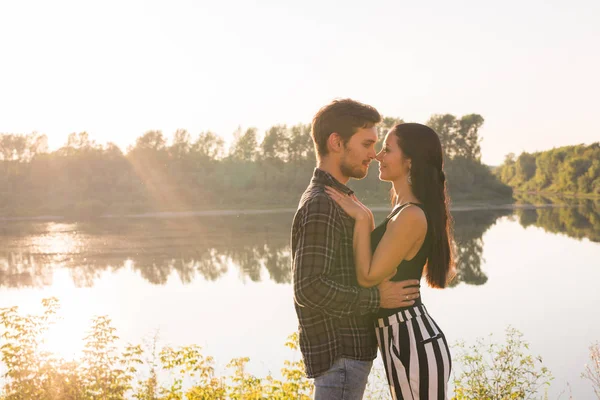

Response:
(378, 279), (420, 308)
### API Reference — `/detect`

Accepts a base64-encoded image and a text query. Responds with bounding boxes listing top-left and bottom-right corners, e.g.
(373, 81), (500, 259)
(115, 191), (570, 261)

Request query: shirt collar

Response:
(311, 168), (354, 196)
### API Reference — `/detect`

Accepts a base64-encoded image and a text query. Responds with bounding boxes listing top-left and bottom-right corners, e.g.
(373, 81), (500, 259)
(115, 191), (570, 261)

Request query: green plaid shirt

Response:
(291, 168), (380, 379)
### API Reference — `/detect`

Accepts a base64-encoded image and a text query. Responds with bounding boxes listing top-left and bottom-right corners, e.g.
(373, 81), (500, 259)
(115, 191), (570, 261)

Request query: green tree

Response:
(132, 130), (167, 151)
(498, 143), (600, 196)
(499, 153), (517, 183)
(261, 125), (289, 161)
(426, 114), (458, 158)
(515, 152), (537, 183)
(286, 123), (314, 162)
(455, 114), (484, 160)
(378, 116), (405, 141)
(559, 157), (592, 192)
(192, 131), (225, 160)
(170, 129), (192, 159)
(230, 128), (258, 161)
(0, 132), (48, 162)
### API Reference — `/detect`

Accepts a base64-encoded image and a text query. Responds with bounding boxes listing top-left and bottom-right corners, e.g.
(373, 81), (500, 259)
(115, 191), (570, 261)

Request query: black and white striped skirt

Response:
(375, 304), (452, 400)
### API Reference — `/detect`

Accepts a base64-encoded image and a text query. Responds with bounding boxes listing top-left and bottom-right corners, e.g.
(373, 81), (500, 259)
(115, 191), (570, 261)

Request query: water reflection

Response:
(450, 209), (515, 286)
(1, 202), (598, 289)
(515, 197), (600, 243)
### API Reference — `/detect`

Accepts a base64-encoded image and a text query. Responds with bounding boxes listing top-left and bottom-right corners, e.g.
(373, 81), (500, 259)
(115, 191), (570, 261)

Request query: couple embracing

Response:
(292, 99), (454, 400)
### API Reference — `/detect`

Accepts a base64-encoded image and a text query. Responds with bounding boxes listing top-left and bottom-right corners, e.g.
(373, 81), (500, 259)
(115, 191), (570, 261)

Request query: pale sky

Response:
(1, 0), (598, 165)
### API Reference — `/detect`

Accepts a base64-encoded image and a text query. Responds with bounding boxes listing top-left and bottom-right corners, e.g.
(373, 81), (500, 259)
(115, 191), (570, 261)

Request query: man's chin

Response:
(351, 168), (369, 180)
(341, 162), (369, 180)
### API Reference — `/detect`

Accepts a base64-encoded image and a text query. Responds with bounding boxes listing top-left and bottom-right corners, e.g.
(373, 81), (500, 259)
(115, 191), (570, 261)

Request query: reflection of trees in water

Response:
(0, 215), (291, 288)
(450, 209), (512, 287)
(4, 201), (595, 290)
(264, 245), (291, 283)
(0, 252), (54, 287)
(0, 211), (506, 288)
(453, 239), (486, 286)
(188, 250), (229, 283)
(515, 197), (600, 243)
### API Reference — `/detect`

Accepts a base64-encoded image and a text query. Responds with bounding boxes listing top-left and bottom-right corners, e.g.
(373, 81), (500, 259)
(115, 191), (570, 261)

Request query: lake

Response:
(1, 201), (599, 399)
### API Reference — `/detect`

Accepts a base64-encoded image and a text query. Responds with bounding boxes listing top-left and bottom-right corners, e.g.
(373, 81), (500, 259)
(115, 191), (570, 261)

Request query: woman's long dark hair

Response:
(391, 123), (455, 288)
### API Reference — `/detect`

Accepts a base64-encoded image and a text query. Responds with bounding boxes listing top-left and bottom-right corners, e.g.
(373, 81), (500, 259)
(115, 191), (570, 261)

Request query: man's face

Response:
(339, 126), (378, 179)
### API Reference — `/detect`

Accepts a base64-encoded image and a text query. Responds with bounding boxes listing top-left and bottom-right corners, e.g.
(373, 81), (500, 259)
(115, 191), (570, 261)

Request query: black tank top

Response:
(371, 202), (431, 318)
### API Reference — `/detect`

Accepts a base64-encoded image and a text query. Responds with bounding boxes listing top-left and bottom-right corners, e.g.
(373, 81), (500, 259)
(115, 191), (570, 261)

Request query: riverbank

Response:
(0, 200), (572, 222)
(513, 190), (600, 199)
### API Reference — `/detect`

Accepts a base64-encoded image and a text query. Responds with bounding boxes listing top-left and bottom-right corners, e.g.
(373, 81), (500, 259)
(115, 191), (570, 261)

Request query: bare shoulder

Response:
(387, 204), (427, 237)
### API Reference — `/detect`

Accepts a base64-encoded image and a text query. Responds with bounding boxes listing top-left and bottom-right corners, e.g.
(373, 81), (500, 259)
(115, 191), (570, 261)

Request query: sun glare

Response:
(39, 269), (90, 360)
(31, 223), (83, 258)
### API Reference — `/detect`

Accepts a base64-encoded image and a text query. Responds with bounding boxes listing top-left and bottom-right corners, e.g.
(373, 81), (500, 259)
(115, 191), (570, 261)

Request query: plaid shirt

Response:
(291, 168), (380, 378)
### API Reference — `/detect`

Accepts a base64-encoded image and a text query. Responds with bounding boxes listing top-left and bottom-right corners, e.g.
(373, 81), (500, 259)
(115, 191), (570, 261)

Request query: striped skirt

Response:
(375, 304), (452, 400)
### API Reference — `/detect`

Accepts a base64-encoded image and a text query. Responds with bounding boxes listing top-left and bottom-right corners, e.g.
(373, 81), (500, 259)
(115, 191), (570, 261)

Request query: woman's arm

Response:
(325, 187), (427, 288)
(352, 215), (377, 287)
(355, 207), (426, 287)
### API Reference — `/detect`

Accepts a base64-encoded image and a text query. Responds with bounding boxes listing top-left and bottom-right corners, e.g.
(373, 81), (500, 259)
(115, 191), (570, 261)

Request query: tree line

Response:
(0, 113), (511, 218)
(496, 143), (600, 196)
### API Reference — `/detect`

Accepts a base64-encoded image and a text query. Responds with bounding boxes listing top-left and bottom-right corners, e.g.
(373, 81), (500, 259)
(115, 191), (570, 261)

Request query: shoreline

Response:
(0, 201), (572, 222)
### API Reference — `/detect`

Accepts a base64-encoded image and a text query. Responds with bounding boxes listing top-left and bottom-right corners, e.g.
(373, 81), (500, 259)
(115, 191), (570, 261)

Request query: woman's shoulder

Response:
(387, 203), (427, 236)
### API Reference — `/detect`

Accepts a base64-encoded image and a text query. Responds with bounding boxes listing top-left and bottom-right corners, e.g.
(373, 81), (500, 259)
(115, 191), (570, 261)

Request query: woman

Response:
(326, 122), (454, 400)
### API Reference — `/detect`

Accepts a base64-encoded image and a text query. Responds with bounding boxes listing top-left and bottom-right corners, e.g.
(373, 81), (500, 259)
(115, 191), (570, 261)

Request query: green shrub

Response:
(0, 299), (313, 399)
(582, 342), (600, 399)
(452, 327), (552, 400)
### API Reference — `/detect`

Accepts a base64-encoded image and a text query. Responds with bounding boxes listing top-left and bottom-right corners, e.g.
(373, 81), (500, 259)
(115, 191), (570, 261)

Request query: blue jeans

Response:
(314, 357), (373, 400)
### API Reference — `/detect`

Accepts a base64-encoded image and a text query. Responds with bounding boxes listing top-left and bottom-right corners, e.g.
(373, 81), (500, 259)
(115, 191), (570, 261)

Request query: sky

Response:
(0, 0), (598, 165)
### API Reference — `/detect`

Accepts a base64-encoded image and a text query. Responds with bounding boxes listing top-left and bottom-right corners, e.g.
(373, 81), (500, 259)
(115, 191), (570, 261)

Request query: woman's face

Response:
(376, 131), (411, 182)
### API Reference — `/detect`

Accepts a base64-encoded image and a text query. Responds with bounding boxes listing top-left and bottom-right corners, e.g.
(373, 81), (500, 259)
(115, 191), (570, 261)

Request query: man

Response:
(292, 98), (420, 400)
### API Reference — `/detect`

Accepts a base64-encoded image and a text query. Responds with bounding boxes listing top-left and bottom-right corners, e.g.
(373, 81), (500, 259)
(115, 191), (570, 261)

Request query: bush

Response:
(12, 300), (600, 399)
(582, 342), (600, 399)
(0, 299), (313, 399)
(452, 326), (552, 400)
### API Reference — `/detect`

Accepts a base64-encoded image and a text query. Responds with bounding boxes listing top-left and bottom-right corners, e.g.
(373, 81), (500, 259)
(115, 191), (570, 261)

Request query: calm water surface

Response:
(1, 203), (599, 398)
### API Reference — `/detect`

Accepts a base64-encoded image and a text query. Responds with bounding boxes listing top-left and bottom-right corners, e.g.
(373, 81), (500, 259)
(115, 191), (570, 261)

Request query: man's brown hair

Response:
(311, 98), (381, 158)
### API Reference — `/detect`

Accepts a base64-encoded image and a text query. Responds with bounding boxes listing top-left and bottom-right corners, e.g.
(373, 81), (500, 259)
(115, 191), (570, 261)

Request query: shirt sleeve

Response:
(292, 193), (380, 317)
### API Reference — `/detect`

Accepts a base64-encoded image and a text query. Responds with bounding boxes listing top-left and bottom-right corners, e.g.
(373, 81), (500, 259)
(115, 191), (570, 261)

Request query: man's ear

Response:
(327, 133), (343, 154)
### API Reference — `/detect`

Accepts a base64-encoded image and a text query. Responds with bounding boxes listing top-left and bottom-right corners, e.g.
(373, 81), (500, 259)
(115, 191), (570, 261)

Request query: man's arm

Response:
(292, 194), (380, 318)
